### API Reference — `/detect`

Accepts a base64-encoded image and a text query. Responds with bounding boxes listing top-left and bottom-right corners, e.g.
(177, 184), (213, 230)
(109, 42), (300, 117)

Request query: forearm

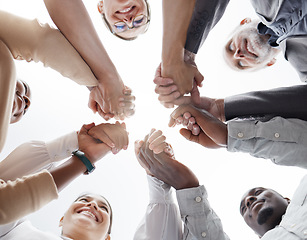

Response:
(227, 117), (307, 169)
(0, 170), (58, 224)
(44, 0), (118, 81)
(0, 10), (97, 86)
(185, 0), (230, 53)
(0, 40), (16, 153)
(0, 131), (78, 181)
(162, 0), (196, 66)
(225, 85), (307, 121)
(50, 156), (87, 192)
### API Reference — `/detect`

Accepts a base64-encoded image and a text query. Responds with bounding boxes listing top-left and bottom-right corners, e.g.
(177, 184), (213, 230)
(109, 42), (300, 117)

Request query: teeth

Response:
(119, 6), (132, 13)
(80, 211), (97, 221)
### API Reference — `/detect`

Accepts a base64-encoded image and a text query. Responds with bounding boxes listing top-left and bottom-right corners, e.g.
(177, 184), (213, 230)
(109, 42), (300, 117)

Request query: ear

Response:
(285, 197), (291, 204)
(59, 216), (64, 227)
(97, 0), (104, 14)
(105, 235), (111, 240)
(240, 18), (252, 25)
(266, 58), (277, 67)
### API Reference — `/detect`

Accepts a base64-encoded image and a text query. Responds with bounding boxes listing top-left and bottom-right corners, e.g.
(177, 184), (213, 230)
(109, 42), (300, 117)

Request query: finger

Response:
(148, 129), (164, 144)
(154, 63), (162, 78)
(88, 98), (98, 114)
(192, 124), (200, 136)
(164, 143), (175, 158)
(82, 122), (96, 131)
(134, 140), (144, 156)
(187, 117), (196, 130)
(163, 102), (175, 108)
(194, 69), (204, 87)
(88, 127), (115, 148)
(176, 116), (184, 125)
(119, 102), (135, 110)
(119, 95), (136, 102)
(183, 112), (191, 126)
(169, 105), (195, 127)
(155, 84), (178, 95)
(123, 86), (132, 95)
(123, 108), (135, 118)
(190, 82), (201, 106)
(97, 107), (113, 121)
(158, 91), (181, 103)
(179, 128), (199, 144)
(152, 142), (168, 154)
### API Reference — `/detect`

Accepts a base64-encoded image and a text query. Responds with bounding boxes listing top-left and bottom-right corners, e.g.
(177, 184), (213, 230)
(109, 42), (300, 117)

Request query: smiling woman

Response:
(60, 193), (113, 240)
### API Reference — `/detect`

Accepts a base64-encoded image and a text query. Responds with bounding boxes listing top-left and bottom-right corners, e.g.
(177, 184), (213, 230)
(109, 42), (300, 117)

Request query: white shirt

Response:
(134, 176), (229, 240)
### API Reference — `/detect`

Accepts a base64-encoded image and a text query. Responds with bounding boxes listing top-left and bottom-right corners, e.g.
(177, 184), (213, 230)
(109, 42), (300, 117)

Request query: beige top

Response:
(0, 10), (97, 152)
(0, 170), (58, 225)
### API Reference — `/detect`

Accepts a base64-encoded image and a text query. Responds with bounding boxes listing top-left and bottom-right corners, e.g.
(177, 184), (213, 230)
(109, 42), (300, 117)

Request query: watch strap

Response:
(72, 150), (95, 174)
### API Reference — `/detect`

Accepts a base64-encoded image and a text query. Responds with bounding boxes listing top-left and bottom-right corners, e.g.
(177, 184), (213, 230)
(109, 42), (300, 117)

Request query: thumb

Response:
(194, 69), (204, 87)
(179, 128), (198, 144)
(191, 82), (201, 106)
(80, 123), (96, 134)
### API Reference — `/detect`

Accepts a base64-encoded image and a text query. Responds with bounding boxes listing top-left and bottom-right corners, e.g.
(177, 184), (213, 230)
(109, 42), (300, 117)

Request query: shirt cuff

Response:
(147, 175), (174, 204)
(46, 131), (78, 162)
(176, 185), (209, 216)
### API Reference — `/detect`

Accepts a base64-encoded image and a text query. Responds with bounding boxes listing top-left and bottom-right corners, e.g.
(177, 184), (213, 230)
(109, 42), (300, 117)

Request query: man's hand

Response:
(88, 75), (135, 120)
(169, 105), (228, 148)
(161, 61), (204, 96)
(135, 129), (199, 190)
(88, 121), (129, 155)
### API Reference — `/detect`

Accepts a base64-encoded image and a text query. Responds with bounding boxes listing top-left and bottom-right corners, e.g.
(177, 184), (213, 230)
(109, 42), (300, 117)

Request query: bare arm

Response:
(43, 0), (131, 120)
(0, 40), (16, 153)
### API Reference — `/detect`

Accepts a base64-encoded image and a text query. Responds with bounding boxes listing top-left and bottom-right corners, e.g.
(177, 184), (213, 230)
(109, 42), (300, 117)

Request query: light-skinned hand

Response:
(88, 76), (135, 120)
(161, 60), (204, 96)
(88, 121), (129, 155)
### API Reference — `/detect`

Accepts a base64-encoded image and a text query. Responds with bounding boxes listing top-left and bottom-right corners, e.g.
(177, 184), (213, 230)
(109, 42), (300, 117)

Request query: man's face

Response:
(240, 187), (289, 237)
(10, 79), (31, 124)
(61, 194), (111, 240)
(98, 0), (149, 39)
(224, 18), (280, 71)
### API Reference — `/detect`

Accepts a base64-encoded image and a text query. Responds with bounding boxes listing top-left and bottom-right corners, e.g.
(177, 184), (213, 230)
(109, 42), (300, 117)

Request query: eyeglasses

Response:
(112, 14), (150, 33)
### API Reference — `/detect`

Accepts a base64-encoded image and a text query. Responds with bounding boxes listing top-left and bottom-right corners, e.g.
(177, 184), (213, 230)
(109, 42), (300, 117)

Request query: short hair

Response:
(100, 0), (151, 41)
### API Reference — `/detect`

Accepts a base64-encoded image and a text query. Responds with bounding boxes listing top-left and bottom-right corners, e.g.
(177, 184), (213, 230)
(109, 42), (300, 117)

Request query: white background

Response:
(0, 0), (306, 239)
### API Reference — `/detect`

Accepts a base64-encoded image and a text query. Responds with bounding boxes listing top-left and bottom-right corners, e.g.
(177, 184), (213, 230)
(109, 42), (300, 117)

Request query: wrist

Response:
(216, 98), (225, 122)
(72, 150), (95, 174)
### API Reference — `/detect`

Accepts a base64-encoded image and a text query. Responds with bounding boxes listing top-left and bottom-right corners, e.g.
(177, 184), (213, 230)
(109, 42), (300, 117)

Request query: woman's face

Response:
(99, 0), (149, 39)
(10, 79), (31, 124)
(61, 194), (111, 240)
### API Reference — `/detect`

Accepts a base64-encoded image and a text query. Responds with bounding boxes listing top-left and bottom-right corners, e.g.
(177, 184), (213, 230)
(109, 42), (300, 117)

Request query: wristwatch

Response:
(72, 150), (95, 174)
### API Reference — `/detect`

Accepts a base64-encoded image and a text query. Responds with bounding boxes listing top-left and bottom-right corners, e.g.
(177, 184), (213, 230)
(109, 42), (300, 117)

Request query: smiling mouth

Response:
(244, 39), (258, 58)
(78, 210), (98, 222)
(251, 200), (264, 211)
(116, 6), (135, 14)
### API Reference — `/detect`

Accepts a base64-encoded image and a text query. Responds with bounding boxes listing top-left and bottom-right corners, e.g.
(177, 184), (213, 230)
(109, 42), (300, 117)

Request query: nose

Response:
(86, 201), (98, 210)
(234, 48), (245, 59)
(23, 96), (31, 113)
(122, 14), (134, 27)
(245, 196), (256, 209)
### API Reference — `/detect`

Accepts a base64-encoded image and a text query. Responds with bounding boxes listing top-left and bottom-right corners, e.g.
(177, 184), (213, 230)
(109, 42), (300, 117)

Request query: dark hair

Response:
(75, 193), (113, 235)
(101, 0), (151, 41)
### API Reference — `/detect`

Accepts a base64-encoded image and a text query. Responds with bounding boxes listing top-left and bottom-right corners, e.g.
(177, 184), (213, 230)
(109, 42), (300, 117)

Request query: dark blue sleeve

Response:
(225, 85), (307, 121)
(184, 0), (230, 54)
